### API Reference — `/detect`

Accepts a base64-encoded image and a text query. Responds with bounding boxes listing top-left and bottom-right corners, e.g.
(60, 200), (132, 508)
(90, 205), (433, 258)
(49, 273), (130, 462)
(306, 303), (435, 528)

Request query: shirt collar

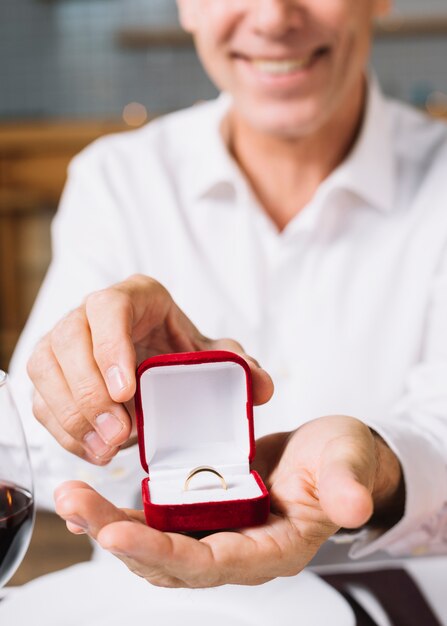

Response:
(181, 76), (395, 213)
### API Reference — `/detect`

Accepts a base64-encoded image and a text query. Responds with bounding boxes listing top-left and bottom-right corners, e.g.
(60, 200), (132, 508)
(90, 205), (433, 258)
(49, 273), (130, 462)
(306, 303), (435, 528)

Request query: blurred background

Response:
(1, 0), (446, 587)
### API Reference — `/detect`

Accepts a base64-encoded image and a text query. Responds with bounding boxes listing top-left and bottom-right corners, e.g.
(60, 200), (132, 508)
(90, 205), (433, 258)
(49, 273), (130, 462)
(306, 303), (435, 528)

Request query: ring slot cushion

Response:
(135, 350), (270, 532)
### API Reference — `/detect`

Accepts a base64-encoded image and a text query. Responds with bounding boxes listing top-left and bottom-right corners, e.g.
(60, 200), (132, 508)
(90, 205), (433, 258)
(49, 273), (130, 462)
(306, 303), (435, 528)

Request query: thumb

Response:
(84, 276), (174, 403)
(318, 462), (374, 528)
(317, 432), (376, 529)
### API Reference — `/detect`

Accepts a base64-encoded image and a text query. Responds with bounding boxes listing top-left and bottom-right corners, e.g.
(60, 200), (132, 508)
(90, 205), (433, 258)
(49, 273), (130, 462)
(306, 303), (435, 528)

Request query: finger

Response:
(49, 308), (132, 451)
(56, 482), (214, 588)
(54, 480), (96, 501)
(66, 521), (88, 535)
(99, 518), (284, 587)
(55, 482), (99, 533)
(98, 521), (225, 587)
(54, 482), (130, 536)
(85, 275), (198, 403)
(114, 553), (186, 589)
(30, 335), (126, 461)
(84, 286), (138, 403)
(55, 483), (293, 587)
(32, 391), (114, 465)
(120, 508), (147, 524)
(317, 429), (377, 528)
(318, 463), (374, 528)
(54, 481), (187, 586)
(55, 484), (192, 585)
(212, 338), (274, 405)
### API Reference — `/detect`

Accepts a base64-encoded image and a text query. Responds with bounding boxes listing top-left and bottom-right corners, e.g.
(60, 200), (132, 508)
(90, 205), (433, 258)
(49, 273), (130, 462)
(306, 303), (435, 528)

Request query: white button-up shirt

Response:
(9, 78), (447, 562)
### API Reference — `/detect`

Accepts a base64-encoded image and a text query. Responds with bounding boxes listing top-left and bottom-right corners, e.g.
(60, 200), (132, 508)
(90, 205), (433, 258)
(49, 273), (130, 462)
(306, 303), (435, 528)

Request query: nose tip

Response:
(252, 0), (304, 39)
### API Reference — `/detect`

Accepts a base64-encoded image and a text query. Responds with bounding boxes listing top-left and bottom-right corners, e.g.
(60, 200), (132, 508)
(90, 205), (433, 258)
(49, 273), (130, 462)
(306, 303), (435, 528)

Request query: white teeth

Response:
(251, 55), (314, 75)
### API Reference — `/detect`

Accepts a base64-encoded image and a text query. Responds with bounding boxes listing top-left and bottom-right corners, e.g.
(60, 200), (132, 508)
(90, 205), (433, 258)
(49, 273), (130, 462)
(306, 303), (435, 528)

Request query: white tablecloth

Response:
(0, 552), (354, 626)
(3, 551), (447, 625)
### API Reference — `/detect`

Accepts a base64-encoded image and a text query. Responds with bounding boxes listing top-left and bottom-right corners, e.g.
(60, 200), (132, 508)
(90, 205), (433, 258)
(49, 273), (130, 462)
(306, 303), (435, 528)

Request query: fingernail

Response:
(66, 515), (89, 531)
(95, 412), (124, 444)
(84, 431), (111, 458)
(106, 366), (128, 396)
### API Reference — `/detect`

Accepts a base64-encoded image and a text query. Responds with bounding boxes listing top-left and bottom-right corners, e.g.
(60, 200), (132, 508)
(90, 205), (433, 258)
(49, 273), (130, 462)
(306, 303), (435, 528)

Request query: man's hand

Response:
(54, 415), (404, 588)
(27, 274), (273, 464)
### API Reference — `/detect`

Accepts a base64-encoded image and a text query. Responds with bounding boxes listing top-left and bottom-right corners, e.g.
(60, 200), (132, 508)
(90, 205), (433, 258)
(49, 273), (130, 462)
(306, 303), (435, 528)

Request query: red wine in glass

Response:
(0, 370), (35, 590)
(0, 483), (34, 589)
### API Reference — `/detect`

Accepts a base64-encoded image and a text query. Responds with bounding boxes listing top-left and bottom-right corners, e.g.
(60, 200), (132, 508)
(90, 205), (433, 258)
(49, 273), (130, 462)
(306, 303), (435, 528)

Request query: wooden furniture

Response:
(0, 121), (131, 370)
(116, 16), (447, 49)
(0, 123), (133, 583)
(8, 511), (93, 586)
(374, 14), (447, 37)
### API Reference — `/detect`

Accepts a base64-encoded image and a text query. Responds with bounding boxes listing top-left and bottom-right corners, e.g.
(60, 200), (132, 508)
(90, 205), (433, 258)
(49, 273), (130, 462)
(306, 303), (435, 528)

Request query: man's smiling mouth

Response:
(234, 47), (330, 76)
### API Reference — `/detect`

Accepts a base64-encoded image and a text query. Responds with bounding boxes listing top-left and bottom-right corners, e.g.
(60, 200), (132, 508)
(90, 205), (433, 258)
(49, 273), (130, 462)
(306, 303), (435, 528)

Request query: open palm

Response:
(55, 415), (397, 588)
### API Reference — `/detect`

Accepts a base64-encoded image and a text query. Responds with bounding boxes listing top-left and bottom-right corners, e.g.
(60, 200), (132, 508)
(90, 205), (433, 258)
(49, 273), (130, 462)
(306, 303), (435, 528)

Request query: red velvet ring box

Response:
(134, 350), (270, 533)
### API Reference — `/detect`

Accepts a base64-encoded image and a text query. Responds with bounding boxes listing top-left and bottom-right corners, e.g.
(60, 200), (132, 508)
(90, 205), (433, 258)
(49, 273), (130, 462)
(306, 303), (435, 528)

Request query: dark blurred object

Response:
(117, 27), (192, 48)
(375, 14), (447, 37)
(321, 568), (443, 626)
(0, 121), (133, 370)
(7, 511), (92, 587)
(117, 17), (447, 51)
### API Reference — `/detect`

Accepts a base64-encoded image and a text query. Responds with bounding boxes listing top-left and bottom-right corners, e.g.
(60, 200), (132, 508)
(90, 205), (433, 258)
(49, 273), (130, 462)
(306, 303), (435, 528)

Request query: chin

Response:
(241, 98), (329, 140)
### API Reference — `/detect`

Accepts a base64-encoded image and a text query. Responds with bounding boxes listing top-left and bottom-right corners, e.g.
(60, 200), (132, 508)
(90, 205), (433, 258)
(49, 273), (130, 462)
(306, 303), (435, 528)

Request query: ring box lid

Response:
(135, 351), (255, 480)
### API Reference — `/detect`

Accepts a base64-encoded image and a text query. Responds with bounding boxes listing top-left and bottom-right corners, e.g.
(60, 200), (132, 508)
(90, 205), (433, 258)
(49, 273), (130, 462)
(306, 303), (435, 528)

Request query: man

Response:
(10, 0), (447, 588)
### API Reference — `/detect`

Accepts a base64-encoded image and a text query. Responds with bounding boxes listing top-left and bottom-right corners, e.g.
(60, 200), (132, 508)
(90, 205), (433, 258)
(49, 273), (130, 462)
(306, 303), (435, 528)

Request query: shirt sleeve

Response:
(350, 242), (447, 558)
(8, 146), (144, 512)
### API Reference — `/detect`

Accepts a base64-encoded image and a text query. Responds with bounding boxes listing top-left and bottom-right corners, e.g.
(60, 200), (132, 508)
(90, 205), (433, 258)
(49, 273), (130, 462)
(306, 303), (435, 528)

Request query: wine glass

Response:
(0, 371), (34, 589)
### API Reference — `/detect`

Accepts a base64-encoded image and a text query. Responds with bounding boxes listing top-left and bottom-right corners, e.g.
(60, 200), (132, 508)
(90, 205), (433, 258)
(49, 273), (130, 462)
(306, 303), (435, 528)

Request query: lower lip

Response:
(234, 51), (328, 92)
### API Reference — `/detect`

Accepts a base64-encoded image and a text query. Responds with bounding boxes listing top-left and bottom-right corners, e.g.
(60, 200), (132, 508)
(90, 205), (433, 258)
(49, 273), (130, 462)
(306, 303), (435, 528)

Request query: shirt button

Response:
(411, 545), (428, 556)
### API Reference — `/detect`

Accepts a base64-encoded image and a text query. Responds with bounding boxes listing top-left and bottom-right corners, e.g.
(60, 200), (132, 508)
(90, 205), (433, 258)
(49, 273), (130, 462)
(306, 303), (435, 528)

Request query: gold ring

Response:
(184, 466), (228, 491)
